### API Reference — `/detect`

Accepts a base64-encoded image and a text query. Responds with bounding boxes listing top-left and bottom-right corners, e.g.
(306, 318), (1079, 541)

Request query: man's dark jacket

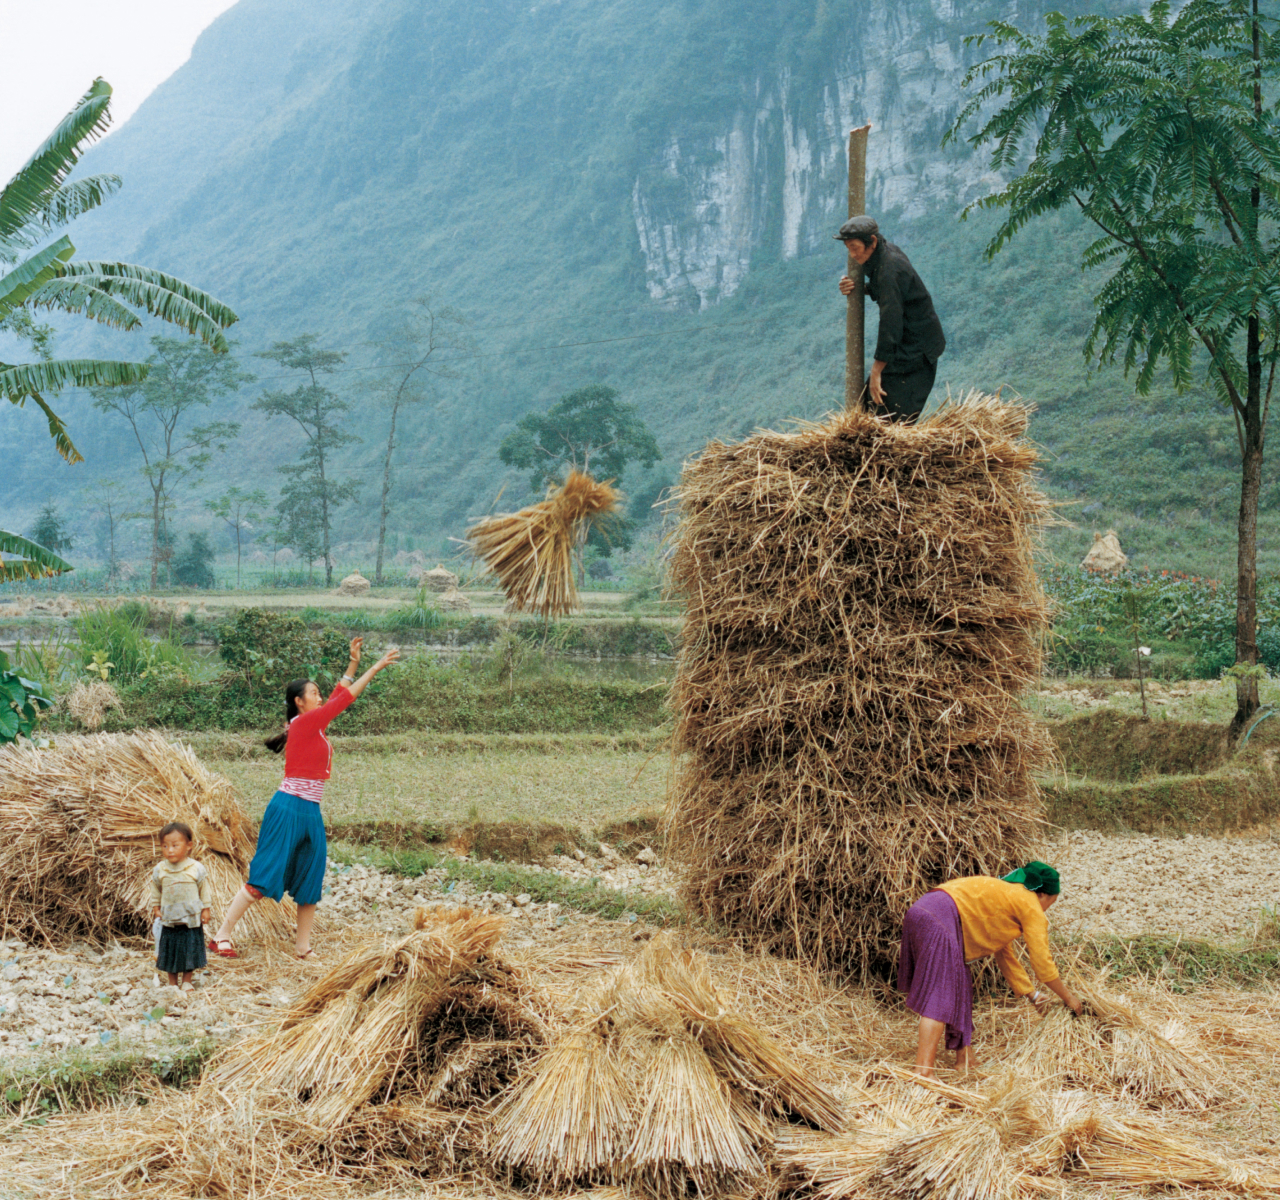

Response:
(863, 239), (946, 374)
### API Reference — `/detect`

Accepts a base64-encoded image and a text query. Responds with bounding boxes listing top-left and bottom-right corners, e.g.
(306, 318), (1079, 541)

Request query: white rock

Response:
(636, 847), (658, 865)
(514, 894), (532, 907)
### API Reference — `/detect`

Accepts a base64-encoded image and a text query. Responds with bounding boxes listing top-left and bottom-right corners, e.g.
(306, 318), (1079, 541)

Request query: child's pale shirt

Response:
(149, 858), (212, 928)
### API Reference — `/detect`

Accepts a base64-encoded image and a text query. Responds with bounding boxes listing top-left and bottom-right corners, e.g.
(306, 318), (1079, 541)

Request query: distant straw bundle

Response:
(468, 469), (619, 618)
(0, 731), (293, 945)
(61, 679), (123, 730)
(490, 934), (841, 1197)
(666, 394), (1053, 978)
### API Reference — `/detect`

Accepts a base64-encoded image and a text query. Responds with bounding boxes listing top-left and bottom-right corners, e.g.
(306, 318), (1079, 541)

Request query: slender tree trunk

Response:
(375, 400), (401, 586)
(1230, 318), (1264, 739)
(235, 523), (242, 589)
(150, 486), (162, 588)
(106, 501), (117, 584)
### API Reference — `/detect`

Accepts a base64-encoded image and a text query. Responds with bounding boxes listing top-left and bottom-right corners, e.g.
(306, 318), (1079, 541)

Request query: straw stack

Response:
(666, 394), (1053, 979)
(468, 469), (619, 618)
(490, 934), (842, 1197)
(0, 731), (293, 945)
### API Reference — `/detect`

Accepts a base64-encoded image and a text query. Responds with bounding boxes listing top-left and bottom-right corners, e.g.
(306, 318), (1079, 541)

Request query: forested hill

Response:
(2, 0), (1271, 577)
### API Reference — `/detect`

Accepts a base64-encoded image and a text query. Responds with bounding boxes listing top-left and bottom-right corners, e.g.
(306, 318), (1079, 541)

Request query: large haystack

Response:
(666, 394), (1054, 979)
(0, 731), (295, 945)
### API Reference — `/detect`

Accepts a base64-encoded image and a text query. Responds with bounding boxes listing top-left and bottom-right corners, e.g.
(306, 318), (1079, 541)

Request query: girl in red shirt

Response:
(208, 636), (398, 960)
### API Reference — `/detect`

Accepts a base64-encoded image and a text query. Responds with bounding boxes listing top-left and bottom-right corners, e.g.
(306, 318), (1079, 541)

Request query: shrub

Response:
(216, 608), (351, 689)
(74, 604), (191, 681)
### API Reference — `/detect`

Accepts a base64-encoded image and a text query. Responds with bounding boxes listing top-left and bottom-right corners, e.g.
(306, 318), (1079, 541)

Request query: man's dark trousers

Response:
(862, 358), (937, 425)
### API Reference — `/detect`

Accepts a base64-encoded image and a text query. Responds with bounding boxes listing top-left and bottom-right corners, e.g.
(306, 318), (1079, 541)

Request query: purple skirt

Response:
(897, 889), (973, 1050)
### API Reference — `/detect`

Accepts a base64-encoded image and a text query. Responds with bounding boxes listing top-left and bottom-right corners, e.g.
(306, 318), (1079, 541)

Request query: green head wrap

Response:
(1002, 861), (1060, 895)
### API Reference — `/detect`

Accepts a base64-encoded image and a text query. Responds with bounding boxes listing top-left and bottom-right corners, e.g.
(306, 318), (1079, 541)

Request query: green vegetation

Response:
(0, 77), (237, 466)
(0, 530), (71, 584)
(950, 0), (1280, 732)
(1076, 931), (1280, 989)
(0, 649), (53, 744)
(1042, 567), (1280, 679)
(74, 602), (193, 682)
(0, 1037), (214, 1120)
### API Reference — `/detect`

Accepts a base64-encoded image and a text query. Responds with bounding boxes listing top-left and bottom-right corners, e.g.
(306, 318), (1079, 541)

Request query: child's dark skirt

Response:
(157, 924), (207, 974)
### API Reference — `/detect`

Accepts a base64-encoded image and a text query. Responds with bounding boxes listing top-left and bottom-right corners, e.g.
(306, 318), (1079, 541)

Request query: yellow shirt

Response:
(938, 876), (1059, 996)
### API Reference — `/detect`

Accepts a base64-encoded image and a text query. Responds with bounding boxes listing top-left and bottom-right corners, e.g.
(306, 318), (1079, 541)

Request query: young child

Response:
(149, 822), (213, 991)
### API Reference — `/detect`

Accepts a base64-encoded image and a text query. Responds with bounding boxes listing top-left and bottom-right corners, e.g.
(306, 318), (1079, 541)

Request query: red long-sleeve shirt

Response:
(283, 684), (353, 780)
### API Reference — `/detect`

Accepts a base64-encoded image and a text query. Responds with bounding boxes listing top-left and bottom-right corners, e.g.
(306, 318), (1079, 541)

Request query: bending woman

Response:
(208, 636), (398, 960)
(898, 861), (1082, 1076)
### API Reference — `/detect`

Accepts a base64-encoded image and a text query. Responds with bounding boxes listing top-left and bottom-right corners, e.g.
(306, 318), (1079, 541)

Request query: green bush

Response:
(384, 587), (446, 630)
(216, 608), (351, 688)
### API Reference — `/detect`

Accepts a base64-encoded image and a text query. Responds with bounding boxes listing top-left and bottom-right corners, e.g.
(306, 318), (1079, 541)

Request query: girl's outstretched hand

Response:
(376, 648), (401, 671)
(349, 636), (363, 662)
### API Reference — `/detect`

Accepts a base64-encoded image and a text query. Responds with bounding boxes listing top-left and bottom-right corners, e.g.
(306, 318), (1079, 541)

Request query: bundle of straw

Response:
(1008, 982), (1223, 1108)
(0, 731), (293, 945)
(210, 906), (543, 1130)
(666, 394), (1053, 978)
(490, 935), (842, 1197)
(468, 469), (619, 618)
(73, 908), (547, 1197)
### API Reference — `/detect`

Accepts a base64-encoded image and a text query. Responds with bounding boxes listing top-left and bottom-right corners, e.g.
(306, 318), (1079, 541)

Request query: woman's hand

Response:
(201, 907), (212, 926)
(349, 636), (363, 664)
(375, 648), (401, 672)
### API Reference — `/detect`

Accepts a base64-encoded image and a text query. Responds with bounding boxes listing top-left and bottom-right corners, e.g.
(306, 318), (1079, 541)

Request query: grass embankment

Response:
(329, 842), (683, 925)
(1076, 932), (1280, 989)
(0, 1037), (213, 1124)
(1041, 707), (1280, 834)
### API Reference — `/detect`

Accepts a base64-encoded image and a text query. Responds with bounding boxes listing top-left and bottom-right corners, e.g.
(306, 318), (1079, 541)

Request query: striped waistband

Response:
(280, 777), (325, 804)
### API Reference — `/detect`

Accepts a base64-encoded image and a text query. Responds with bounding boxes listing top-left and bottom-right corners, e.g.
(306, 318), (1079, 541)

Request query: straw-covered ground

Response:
(0, 904), (1275, 1200)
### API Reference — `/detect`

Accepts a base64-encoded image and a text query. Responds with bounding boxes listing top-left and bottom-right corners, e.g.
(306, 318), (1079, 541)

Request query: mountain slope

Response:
(2, 0), (1271, 578)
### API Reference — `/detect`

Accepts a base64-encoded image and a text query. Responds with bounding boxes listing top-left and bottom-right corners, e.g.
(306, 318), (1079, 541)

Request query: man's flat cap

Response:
(834, 215), (879, 242)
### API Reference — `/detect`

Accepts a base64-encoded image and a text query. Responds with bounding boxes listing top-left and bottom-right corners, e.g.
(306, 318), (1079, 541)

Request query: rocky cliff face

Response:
(632, 0), (1040, 309)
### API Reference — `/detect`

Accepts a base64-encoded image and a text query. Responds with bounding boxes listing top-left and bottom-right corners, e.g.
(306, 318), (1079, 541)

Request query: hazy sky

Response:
(0, 0), (239, 182)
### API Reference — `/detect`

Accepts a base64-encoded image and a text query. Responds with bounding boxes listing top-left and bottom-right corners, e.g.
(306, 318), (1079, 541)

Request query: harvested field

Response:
(0, 904), (1275, 1200)
(667, 395), (1054, 978)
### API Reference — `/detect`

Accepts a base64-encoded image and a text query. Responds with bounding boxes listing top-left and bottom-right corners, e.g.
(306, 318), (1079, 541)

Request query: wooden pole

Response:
(845, 123), (870, 412)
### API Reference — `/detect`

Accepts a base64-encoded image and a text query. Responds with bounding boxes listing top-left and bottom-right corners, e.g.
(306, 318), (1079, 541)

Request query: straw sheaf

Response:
(468, 469), (620, 618)
(489, 935), (841, 1198)
(208, 907), (540, 1131)
(666, 394), (1053, 979)
(0, 731), (295, 946)
(1008, 976), (1225, 1108)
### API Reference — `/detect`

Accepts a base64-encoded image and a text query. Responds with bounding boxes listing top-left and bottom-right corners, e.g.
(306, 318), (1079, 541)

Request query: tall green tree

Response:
(371, 297), (474, 585)
(28, 502), (72, 555)
(947, 0), (1280, 737)
(498, 383), (662, 492)
(206, 485), (267, 588)
(93, 335), (250, 587)
(0, 78), (238, 464)
(253, 335), (360, 587)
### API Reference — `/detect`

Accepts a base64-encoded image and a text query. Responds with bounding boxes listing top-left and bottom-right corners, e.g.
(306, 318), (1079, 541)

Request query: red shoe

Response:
(208, 938), (238, 958)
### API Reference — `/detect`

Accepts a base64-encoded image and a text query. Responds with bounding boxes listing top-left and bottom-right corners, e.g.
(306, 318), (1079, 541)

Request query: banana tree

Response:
(0, 530), (72, 583)
(0, 77), (239, 465)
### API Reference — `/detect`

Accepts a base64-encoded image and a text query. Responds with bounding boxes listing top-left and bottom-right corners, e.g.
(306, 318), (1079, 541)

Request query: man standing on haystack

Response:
(836, 216), (946, 424)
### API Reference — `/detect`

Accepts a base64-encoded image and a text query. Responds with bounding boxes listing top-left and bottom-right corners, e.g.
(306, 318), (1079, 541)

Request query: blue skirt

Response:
(247, 790), (327, 906)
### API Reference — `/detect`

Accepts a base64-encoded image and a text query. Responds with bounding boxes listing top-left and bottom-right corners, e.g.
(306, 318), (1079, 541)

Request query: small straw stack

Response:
(468, 469), (619, 618)
(0, 731), (293, 945)
(666, 394), (1054, 979)
(489, 934), (843, 1197)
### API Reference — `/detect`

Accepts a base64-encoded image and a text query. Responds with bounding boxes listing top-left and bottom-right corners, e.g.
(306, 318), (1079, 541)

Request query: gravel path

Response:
(1046, 830), (1280, 938)
(1, 831), (1274, 1067)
